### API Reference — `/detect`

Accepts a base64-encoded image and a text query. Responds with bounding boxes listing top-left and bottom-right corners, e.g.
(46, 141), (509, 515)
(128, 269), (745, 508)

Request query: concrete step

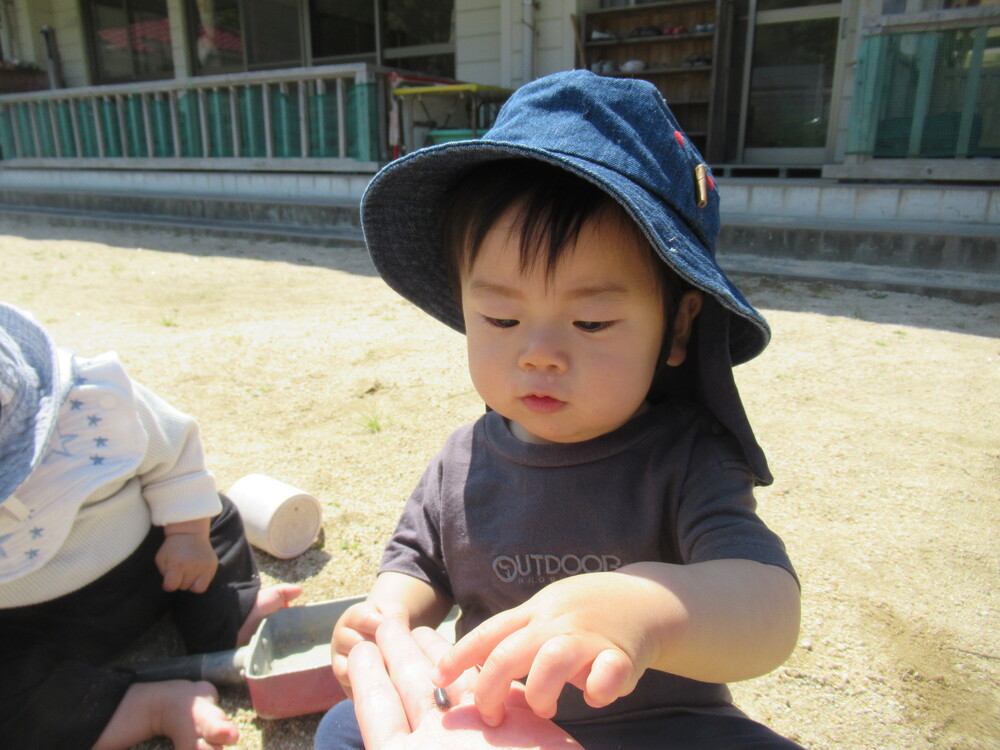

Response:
(0, 187), (361, 235)
(718, 212), (999, 295)
(1, 188), (996, 303)
(0, 203), (366, 247)
(719, 252), (999, 304)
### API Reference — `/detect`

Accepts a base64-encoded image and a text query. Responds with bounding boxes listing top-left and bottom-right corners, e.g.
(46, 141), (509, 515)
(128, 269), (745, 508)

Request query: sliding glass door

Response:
(738, 0), (844, 164)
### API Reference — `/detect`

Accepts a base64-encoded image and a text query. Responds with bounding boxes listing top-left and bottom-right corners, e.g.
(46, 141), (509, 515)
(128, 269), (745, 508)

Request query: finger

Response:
(375, 619), (438, 724)
(353, 603), (400, 638)
(374, 599), (412, 628)
(332, 652), (353, 696)
(178, 570), (197, 592)
(472, 629), (544, 728)
(332, 624), (370, 693)
(411, 627), (474, 704)
(348, 640), (409, 749)
(334, 604), (387, 652)
(411, 626), (453, 665)
(190, 573), (210, 594)
(433, 609), (529, 686)
(584, 648), (637, 708)
(161, 567), (182, 592)
(524, 635), (593, 719)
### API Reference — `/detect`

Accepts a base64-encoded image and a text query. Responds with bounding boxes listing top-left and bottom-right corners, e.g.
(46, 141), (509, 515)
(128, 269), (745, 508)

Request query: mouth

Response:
(521, 394), (566, 414)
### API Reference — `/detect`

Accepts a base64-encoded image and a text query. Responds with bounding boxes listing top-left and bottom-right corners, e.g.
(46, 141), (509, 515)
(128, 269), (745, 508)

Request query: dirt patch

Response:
(3, 219), (998, 749)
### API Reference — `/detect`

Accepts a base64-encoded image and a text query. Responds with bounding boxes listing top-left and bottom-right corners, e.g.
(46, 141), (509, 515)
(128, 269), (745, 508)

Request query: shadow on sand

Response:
(4, 216), (997, 339)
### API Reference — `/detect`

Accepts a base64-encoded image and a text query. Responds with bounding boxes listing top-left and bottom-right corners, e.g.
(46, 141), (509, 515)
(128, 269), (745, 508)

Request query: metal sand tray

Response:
(133, 595), (459, 719)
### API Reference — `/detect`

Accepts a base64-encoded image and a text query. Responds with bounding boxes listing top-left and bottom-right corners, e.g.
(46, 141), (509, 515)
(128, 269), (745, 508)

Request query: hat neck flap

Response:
(650, 297), (772, 486)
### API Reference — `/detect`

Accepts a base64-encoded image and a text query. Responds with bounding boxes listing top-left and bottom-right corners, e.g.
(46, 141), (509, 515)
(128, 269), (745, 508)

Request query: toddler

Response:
(0, 302), (301, 750)
(320, 70), (801, 749)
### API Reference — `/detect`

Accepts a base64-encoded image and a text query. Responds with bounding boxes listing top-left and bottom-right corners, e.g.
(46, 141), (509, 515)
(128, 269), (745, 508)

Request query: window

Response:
(190, 0), (243, 72)
(189, 0), (304, 74)
(311, 0), (376, 62)
(381, 0), (455, 77)
(84, 0), (174, 83)
(187, 0), (453, 78)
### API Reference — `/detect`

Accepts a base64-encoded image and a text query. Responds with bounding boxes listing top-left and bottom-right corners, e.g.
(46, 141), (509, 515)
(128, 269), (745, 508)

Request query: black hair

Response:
(439, 159), (692, 353)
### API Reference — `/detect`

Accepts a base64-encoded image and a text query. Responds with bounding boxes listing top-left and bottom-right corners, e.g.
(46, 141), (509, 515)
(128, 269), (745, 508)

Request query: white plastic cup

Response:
(227, 474), (322, 559)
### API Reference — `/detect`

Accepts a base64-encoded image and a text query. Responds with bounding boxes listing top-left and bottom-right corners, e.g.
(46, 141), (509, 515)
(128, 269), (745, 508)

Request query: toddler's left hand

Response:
(156, 519), (219, 593)
(432, 572), (660, 727)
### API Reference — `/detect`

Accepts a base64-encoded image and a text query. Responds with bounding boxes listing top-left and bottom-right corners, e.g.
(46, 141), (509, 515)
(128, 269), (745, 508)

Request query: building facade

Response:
(0, 0), (996, 182)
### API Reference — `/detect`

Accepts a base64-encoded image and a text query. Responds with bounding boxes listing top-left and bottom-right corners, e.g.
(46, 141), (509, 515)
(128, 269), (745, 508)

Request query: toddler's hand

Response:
(349, 619), (583, 750)
(332, 598), (410, 697)
(433, 572), (659, 727)
(156, 518), (218, 594)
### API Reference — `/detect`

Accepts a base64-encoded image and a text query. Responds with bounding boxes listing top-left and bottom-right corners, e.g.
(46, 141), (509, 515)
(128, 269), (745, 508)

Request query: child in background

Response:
(321, 70), (801, 749)
(0, 302), (301, 750)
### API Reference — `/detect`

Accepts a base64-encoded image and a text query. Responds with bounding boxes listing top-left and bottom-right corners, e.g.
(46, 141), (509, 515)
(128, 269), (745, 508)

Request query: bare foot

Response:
(236, 583), (303, 646)
(92, 680), (238, 750)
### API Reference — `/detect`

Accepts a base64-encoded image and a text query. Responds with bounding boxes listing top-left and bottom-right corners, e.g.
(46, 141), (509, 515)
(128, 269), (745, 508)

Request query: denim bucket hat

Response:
(363, 69), (770, 365)
(362, 70), (772, 483)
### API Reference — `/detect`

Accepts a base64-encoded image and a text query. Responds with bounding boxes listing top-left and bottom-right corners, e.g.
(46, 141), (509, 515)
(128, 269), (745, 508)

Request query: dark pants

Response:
(0, 495), (260, 750)
(315, 698), (804, 750)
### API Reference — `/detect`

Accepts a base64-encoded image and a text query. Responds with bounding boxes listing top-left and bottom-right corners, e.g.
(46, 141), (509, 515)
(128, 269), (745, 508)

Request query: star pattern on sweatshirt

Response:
(41, 425), (78, 463)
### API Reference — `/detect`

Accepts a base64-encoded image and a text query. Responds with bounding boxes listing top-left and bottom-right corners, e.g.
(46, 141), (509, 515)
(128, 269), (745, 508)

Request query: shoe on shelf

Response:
(682, 52), (712, 67)
(590, 29), (617, 41)
(627, 25), (662, 37)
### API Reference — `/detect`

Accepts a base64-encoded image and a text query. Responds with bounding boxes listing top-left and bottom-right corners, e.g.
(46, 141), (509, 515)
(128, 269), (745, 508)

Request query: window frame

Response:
(184, 0), (455, 78)
(81, 0), (176, 85)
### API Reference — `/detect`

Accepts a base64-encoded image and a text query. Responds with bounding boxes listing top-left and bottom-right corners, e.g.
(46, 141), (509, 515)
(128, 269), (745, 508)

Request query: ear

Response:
(666, 290), (704, 367)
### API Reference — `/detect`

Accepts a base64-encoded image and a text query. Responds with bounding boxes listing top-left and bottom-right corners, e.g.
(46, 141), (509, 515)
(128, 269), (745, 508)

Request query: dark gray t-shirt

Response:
(381, 400), (795, 723)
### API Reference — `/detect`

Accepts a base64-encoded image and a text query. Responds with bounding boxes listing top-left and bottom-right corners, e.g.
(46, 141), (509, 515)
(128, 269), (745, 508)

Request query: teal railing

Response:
(847, 16), (1000, 159)
(0, 63), (389, 166)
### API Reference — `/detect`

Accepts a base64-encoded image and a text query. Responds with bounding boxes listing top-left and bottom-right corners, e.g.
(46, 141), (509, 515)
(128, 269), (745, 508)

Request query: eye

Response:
(574, 320), (614, 333)
(484, 316), (519, 329)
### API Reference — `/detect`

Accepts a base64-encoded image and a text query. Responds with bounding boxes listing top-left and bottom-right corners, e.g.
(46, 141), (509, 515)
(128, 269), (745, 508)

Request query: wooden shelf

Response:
(585, 31), (714, 48)
(586, 0), (715, 18)
(599, 66), (713, 78)
(581, 0), (725, 159)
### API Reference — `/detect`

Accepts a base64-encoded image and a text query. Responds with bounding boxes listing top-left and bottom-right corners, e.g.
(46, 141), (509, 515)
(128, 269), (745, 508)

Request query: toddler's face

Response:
(460, 207), (667, 444)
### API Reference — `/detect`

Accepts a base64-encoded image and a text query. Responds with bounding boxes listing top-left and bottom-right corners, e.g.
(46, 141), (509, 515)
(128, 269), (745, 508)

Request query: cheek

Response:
(585, 336), (662, 393)
(466, 334), (502, 395)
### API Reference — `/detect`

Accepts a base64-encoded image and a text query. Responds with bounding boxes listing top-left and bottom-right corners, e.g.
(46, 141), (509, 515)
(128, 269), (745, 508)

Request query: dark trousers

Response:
(314, 698), (805, 750)
(0, 495), (260, 750)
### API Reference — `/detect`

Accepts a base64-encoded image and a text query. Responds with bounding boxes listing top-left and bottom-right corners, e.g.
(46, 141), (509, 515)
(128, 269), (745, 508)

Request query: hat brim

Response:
(362, 139), (769, 365)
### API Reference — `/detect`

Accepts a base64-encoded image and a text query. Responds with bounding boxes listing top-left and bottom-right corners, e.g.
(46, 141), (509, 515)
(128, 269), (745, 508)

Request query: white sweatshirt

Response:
(0, 351), (221, 607)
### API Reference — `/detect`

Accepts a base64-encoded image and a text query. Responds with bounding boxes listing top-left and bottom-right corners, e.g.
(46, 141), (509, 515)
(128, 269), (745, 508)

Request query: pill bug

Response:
(433, 687), (451, 710)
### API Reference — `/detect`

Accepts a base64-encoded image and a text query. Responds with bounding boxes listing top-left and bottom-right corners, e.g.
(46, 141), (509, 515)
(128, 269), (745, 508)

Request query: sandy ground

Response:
(2, 218), (998, 750)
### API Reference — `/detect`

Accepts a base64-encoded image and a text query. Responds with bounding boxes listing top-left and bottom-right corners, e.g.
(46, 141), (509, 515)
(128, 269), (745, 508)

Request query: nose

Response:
(517, 324), (568, 373)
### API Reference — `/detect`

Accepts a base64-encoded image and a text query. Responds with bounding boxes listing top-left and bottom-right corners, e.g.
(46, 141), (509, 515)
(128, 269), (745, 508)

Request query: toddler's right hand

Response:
(332, 599), (410, 698)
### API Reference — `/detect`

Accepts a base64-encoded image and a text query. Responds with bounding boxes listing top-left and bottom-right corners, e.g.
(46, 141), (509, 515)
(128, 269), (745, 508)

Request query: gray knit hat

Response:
(0, 302), (72, 507)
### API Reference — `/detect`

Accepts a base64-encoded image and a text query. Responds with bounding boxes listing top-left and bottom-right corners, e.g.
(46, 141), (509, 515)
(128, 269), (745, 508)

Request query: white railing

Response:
(0, 63), (398, 169)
